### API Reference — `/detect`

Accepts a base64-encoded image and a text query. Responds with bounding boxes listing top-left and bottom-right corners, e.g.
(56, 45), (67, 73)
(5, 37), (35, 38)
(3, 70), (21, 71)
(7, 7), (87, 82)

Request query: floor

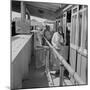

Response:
(22, 50), (72, 89)
(22, 54), (49, 89)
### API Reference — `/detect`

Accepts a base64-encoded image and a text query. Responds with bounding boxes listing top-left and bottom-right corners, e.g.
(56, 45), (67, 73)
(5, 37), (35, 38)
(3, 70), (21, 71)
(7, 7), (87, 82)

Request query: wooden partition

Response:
(63, 12), (67, 44)
(70, 5), (88, 84)
(44, 37), (85, 85)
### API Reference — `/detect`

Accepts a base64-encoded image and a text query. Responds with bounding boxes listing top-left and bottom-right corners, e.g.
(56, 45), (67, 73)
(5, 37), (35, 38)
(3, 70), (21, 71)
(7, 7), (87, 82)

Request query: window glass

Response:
(71, 16), (74, 43)
(79, 5), (83, 10)
(79, 8), (88, 50)
(71, 15), (77, 44)
(78, 13), (82, 47)
(73, 8), (77, 13)
(82, 11), (86, 49)
(85, 28), (88, 50)
(85, 9), (88, 50)
(63, 16), (66, 43)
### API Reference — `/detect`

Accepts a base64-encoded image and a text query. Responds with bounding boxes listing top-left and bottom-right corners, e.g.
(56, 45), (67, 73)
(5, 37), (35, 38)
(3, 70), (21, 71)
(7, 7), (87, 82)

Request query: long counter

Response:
(11, 34), (32, 89)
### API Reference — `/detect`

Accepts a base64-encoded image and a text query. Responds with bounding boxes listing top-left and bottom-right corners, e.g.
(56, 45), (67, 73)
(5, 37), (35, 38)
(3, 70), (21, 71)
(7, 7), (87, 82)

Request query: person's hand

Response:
(60, 42), (64, 46)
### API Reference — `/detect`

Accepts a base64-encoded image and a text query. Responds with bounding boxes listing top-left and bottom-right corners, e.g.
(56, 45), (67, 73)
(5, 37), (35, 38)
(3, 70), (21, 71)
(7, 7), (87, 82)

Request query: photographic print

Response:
(11, 0), (88, 89)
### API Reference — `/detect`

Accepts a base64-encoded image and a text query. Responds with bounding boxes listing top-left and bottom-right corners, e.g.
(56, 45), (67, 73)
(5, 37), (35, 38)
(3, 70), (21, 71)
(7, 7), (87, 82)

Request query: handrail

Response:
(44, 37), (85, 85)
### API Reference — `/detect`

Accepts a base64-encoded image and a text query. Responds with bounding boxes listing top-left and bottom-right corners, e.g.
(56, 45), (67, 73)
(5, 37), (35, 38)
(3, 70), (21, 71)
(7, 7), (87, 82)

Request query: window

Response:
(78, 7), (88, 50)
(84, 9), (88, 50)
(73, 7), (77, 14)
(67, 10), (71, 23)
(79, 5), (83, 10)
(71, 15), (77, 44)
(63, 12), (67, 44)
(78, 13), (82, 47)
(85, 29), (88, 50)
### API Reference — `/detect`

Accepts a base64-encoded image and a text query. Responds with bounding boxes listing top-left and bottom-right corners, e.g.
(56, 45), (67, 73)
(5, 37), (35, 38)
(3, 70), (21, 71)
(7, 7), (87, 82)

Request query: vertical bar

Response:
(80, 8), (85, 48)
(21, 1), (26, 21)
(44, 47), (48, 73)
(45, 48), (48, 73)
(47, 48), (49, 70)
(59, 64), (64, 86)
(63, 12), (67, 45)
(46, 47), (49, 72)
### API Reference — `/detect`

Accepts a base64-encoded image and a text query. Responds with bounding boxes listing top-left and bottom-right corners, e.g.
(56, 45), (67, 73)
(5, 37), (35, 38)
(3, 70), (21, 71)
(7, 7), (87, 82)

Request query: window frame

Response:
(70, 5), (88, 57)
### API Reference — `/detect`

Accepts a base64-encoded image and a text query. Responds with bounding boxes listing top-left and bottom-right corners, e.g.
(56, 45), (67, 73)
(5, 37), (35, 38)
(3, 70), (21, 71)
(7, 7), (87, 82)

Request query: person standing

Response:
(42, 25), (52, 45)
(51, 26), (64, 76)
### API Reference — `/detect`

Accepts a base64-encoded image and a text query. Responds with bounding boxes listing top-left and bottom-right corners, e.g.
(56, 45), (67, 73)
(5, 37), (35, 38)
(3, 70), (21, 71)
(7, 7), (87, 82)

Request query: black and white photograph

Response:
(11, 0), (88, 89)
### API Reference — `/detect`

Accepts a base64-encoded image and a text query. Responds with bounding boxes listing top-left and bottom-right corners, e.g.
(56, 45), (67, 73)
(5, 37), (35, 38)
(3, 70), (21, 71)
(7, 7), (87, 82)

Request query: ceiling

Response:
(12, 0), (68, 20)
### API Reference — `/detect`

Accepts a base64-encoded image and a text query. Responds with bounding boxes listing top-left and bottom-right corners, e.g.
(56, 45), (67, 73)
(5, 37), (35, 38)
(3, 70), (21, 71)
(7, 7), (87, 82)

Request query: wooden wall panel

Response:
(70, 48), (77, 84)
(70, 48), (76, 71)
(80, 56), (87, 83)
(77, 53), (82, 76)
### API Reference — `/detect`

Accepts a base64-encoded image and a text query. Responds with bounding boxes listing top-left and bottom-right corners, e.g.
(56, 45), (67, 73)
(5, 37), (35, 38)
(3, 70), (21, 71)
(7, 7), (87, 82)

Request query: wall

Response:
(11, 36), (32, 89)
(70, 46), (88, 84)
(69, 5), (88, 84)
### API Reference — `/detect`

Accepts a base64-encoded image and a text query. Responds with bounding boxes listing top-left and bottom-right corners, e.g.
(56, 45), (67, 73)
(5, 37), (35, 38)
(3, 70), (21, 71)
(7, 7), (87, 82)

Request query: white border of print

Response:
(0, 0), (89, 90)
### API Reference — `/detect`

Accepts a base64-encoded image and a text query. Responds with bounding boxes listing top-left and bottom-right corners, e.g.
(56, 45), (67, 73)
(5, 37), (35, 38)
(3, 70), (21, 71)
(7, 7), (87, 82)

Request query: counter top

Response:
(11, 35), (32, 62)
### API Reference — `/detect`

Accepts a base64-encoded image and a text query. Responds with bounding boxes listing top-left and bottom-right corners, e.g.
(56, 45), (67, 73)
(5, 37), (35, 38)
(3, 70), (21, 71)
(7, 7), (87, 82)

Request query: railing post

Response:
(45, 47), (49, 73)
(59, 64), (64, 86)
(44, 37), (85, 85)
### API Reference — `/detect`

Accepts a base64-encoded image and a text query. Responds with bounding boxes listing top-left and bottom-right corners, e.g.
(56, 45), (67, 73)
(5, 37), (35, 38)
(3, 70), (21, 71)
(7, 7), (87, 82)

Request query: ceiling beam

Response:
(26, 4), (56, 20)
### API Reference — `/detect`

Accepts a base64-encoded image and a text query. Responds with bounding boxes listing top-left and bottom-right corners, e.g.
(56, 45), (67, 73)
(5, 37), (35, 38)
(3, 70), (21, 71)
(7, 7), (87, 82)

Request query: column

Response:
(21, 1), (26, 21)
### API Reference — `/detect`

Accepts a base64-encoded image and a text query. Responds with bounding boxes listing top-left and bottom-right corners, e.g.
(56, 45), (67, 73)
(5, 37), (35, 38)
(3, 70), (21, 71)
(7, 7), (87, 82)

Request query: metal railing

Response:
(44, 37), (85, 86)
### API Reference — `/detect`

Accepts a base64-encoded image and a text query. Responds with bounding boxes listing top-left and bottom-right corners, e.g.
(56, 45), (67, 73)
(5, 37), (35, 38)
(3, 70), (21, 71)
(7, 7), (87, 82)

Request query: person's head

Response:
(45, 25), (48, 28)
(58, 26), (63, 35)
(58, 21), (61, 26)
